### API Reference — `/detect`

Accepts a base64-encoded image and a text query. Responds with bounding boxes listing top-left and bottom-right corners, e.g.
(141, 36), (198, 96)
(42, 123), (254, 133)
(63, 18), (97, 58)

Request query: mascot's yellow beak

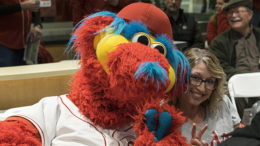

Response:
(94, 32), (129, 73)
(94, 32), (175, 93)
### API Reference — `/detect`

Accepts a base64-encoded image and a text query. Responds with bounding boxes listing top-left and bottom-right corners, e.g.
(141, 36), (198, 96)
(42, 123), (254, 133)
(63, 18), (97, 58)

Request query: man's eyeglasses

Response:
(227, 9), (248, 16)
(190, 75), (216, 90)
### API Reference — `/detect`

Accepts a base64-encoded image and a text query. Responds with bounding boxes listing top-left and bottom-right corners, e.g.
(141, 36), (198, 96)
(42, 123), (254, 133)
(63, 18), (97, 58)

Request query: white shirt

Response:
(0, 95), (136, 146)
(180, 95), (241, 146)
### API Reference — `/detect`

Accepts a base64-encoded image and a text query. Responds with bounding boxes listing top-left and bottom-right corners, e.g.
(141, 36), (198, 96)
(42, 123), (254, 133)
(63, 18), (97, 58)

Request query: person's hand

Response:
(189, 123), (208, 146)
(105, 0), (119, 6)
(20, 0), (40, 12)
(31, 25), (42, 42)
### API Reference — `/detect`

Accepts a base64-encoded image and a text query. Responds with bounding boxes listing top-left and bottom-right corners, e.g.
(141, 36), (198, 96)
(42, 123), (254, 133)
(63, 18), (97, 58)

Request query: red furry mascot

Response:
(0, 2), (191, 146)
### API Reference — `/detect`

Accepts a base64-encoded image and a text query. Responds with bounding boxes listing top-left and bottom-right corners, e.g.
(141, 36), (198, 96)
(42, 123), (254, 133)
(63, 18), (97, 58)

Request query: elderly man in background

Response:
(209, 0), (260, 119)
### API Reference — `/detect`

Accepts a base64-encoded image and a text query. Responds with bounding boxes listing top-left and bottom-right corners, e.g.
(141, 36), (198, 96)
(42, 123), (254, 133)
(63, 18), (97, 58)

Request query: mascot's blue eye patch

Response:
(155, 35), (173, 54)
(123, 21), (150, 40)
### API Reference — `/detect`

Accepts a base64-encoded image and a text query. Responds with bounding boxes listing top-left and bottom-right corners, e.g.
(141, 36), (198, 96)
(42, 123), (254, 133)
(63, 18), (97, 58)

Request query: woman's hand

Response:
(190, 123), (208, 146)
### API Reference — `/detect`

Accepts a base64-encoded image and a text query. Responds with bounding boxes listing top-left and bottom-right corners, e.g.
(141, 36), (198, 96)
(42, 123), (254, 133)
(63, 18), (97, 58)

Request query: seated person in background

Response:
(209, 0), (260, 119)
(219, 111), (260, 146)
(252, 0), (260, 28)
(163, 0), (205, 51)
(70, 0), (136, 26)
(206, 0), (230, 45)
(168, 48), (241, 145)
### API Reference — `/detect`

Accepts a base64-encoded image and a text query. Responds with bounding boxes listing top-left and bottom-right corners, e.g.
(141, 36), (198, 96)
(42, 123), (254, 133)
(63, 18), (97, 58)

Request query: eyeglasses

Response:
(227, 9), (248, 16)
(190, 75), (216, 90)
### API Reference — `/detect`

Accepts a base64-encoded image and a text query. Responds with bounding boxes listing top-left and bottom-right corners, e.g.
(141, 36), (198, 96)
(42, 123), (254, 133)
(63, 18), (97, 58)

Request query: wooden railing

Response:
(0, 60), (80, 110)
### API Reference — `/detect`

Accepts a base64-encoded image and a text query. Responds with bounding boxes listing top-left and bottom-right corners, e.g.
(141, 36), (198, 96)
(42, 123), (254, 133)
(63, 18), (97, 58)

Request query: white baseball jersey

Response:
(0, 95), (136, 146)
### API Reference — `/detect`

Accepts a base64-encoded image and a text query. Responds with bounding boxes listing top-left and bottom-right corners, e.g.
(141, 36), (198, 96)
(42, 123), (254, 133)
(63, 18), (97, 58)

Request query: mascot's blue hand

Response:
(145, 109), (172, 142)
(144, 108), (158, 132)
(154, 111), (172, 141)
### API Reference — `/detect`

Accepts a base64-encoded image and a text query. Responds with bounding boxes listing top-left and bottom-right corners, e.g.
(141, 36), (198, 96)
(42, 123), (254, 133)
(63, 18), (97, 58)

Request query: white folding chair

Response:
(228, 72), (260, 112)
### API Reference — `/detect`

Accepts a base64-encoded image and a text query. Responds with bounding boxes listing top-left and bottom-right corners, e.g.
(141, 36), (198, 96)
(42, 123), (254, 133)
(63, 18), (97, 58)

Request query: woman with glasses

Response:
(169, 48), (241, 145)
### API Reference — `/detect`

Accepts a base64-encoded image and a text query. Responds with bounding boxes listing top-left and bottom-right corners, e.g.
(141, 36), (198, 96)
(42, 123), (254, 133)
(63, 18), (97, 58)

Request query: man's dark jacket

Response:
(168, 9), (204, 51)
(210, 27), (260, 80)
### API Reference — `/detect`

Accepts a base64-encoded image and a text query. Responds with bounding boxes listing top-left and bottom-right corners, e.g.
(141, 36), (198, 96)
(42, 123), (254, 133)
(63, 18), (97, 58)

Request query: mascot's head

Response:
(117, 2), (173, 40)
(68, 2), (190, 128)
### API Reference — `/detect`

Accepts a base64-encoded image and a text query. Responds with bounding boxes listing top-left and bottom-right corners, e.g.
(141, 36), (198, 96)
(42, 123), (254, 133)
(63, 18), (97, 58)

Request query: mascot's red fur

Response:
(0, 2), (191, 146)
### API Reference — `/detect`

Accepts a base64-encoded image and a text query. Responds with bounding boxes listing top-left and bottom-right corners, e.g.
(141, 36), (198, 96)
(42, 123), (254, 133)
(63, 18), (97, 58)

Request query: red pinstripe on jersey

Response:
(59, 96), (107, 146)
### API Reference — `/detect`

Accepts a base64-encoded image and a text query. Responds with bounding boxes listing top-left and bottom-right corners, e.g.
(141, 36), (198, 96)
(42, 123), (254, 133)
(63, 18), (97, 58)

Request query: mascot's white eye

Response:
(150, 43), (167, 56)
(131, 33), (150, 46)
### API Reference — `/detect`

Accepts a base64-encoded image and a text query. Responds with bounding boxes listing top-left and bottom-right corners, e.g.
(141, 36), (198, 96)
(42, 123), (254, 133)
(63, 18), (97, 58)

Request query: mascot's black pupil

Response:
(155, 45), (165, 54)
(137, 35), (149, 45)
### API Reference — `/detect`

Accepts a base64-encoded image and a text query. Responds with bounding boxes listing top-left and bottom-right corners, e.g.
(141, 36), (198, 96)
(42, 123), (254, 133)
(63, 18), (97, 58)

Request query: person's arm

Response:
(0, 4), (21, 15)
(191, 17), (205, 49)
(206, 18), (217, 45)
(32, 11), (42, 28)
(0, 0), (39, 15)
(209, 38), (237, 79)
(0, 117), (42, 145)
(31, 11), (42, 42)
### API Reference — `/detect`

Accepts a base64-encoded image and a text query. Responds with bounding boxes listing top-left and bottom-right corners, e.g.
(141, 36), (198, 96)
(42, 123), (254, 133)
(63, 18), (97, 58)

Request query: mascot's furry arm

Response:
(0, 117), (41, 145)
(0, 3), (191, 145)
